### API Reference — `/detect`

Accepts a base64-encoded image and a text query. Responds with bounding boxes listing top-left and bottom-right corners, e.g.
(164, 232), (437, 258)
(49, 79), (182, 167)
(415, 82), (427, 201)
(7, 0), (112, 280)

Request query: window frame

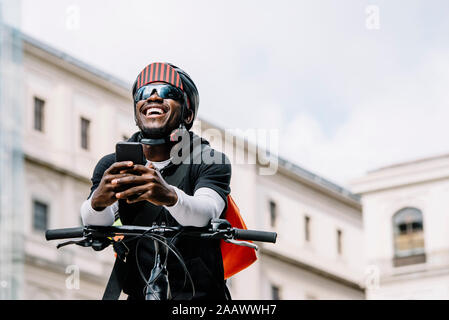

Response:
(304, 215), (311, 242)
(269, 200), (277, 228)
(80, 117), (91, 150)
(270, 284), (281, 300)
(32, 198), (49, 232)
(33, 96), (45, 133)
(337, 228), (343, 256)
(392, 207), (426, 267)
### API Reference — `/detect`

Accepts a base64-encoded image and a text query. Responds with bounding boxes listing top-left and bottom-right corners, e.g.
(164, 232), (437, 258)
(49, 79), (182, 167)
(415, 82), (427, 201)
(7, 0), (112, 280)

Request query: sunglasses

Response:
(134, 84), (185, 103)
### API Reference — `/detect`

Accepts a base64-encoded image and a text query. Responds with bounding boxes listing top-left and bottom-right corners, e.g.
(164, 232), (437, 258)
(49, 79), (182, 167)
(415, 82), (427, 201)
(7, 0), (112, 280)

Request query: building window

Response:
(393, 207), (426, 267)
(270, 284), (281, 300)
(337, 229), (343, 255)
(33, 200), (48, 231)
(269, 200), (277, 227)
(80, 117), (90, 150)
(33, 97), (45, 132)
(304, 215), (311, 242)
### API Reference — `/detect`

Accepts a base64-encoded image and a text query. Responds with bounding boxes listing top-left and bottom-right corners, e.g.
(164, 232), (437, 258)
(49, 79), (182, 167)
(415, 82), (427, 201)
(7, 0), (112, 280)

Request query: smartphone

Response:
(115, 142), (146, 165)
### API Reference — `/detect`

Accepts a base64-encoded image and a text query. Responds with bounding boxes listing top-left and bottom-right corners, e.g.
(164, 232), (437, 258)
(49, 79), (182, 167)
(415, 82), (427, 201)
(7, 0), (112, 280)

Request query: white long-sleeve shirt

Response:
(80, 159), (225, 227)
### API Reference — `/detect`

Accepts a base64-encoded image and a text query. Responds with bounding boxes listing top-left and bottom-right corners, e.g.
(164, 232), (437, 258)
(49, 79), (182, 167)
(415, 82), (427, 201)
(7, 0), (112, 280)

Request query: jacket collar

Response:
(127, 131), (209, 174)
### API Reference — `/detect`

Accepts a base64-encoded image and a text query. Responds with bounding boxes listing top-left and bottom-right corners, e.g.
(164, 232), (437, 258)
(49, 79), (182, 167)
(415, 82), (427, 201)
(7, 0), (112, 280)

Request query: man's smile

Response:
(140, 104), (169, 119)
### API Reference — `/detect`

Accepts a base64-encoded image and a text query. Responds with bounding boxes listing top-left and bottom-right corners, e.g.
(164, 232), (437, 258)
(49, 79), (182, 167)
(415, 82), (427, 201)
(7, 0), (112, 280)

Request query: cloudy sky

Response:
(16, 0), (449, 188)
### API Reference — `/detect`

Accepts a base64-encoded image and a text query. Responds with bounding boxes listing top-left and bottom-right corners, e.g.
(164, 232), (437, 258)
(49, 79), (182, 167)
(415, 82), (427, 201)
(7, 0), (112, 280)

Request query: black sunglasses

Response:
(134, 84), (184, 103)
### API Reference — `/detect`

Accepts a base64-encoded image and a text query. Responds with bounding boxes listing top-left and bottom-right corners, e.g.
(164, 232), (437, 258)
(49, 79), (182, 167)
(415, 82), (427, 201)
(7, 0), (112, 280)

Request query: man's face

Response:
(135, 82), (184, 139)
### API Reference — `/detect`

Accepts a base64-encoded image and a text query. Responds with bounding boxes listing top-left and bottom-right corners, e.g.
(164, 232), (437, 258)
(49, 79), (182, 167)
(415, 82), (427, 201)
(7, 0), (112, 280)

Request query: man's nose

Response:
(146, 91), (163, 102)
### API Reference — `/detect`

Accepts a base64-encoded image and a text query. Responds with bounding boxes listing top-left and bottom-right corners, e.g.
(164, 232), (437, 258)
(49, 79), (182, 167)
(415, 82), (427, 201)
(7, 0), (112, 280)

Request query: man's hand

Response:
(91, 161), (136, 211)
(111, 162), (178, 207)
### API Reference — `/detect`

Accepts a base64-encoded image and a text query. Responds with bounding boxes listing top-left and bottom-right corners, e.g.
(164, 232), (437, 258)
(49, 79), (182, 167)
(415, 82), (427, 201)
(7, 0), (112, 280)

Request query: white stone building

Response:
(198, 123), (365, 299)
(350, 154), (449, 299)
(1, 30), (365, 299)
(21, 32), (135, 299)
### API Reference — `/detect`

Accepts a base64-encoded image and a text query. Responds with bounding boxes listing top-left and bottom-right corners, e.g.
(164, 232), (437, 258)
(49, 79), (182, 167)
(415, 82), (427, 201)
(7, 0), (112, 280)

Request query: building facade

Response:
(193, 123), (365, 299)
(350, 154), (449, 299)
(1, 31), (365, 299)
(21, 32), (135, 299)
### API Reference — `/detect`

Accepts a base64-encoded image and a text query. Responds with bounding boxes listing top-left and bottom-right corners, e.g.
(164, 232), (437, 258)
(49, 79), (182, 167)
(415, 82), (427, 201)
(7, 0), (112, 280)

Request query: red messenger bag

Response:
(220, 195), (257, 279)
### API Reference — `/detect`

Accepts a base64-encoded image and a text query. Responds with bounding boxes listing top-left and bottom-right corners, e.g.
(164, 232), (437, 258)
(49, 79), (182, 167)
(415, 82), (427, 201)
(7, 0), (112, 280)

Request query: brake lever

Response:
(224, 239), (259, 251)
(56, 238), (91, 249)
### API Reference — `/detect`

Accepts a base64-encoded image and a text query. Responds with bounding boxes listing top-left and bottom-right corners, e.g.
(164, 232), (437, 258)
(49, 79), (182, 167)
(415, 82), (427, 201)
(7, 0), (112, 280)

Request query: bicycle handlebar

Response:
(46, 227), (84, 240)
(234, 229), (277, 243)
(45, 222), (277, 300)
(45, 224), (277, 244)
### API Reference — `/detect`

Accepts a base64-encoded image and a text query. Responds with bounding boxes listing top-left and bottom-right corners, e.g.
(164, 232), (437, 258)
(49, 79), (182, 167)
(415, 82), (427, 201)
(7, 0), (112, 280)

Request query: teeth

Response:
(146, 108), (164, 116)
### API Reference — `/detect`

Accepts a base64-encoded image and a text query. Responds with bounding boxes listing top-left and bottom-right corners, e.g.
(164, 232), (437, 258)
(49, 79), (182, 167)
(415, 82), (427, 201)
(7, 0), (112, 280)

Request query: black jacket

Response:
(89, 131), (232, 300)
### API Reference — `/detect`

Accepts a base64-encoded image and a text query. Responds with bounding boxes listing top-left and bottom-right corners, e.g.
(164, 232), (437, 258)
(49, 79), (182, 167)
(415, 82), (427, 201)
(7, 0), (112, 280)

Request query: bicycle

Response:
(45, 219), (277, 300)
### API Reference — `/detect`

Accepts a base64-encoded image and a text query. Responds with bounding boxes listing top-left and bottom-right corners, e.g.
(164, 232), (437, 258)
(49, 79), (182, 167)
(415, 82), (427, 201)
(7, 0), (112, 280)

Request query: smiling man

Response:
(80, 62), (232, 300)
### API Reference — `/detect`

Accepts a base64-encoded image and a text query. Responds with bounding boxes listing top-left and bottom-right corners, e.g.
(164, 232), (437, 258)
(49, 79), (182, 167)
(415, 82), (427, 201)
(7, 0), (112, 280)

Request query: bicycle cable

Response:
(137, 233), (195, 300)
(134, 230), (196, 300)
(143, 225), (192, 299)
(111, 225), (191, 299)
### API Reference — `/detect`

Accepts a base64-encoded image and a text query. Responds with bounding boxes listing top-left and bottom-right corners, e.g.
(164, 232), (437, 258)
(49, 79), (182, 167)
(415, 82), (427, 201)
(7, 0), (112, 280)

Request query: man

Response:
(80, 62), (232, 300)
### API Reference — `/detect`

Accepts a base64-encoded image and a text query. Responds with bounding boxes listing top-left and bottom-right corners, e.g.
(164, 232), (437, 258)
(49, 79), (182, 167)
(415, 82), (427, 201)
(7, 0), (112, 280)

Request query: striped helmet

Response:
(132, 62), (199, 130)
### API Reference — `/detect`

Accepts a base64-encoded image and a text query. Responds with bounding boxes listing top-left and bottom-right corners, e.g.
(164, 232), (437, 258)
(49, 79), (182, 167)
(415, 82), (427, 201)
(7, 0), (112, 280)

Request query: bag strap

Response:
(102, 259), (127, 300)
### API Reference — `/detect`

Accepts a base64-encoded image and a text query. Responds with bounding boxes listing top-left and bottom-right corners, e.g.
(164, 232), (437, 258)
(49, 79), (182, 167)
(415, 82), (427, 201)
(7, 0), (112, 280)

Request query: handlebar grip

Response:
(234, 229), (277, 243)
(45, 227), (85, 241)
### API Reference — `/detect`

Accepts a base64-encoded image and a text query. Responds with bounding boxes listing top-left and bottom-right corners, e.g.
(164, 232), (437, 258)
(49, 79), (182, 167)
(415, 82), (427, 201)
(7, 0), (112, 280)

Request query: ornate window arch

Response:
(393, 207), (426, 266)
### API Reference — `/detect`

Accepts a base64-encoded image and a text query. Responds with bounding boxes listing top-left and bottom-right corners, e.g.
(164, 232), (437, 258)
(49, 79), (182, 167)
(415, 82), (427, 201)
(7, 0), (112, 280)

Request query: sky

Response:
(14, 0), (449, 188)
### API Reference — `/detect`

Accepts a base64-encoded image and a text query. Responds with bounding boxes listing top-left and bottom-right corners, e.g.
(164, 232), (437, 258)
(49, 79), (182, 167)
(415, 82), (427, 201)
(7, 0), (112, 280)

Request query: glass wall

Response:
(0, 0), (24, 299)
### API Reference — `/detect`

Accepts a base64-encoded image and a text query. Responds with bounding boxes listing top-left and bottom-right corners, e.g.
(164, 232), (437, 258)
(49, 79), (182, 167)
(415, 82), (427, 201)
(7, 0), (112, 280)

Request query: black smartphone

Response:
(115, 142), (146, 165)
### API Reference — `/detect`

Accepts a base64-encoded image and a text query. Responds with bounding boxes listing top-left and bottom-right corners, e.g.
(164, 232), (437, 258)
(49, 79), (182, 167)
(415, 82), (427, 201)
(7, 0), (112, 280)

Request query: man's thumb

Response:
(148, 162), (156, 170)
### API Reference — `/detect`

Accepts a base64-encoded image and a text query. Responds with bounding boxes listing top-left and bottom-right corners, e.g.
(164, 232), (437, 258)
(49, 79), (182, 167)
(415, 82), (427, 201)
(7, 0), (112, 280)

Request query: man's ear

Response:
(184, 107), (194, 126)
